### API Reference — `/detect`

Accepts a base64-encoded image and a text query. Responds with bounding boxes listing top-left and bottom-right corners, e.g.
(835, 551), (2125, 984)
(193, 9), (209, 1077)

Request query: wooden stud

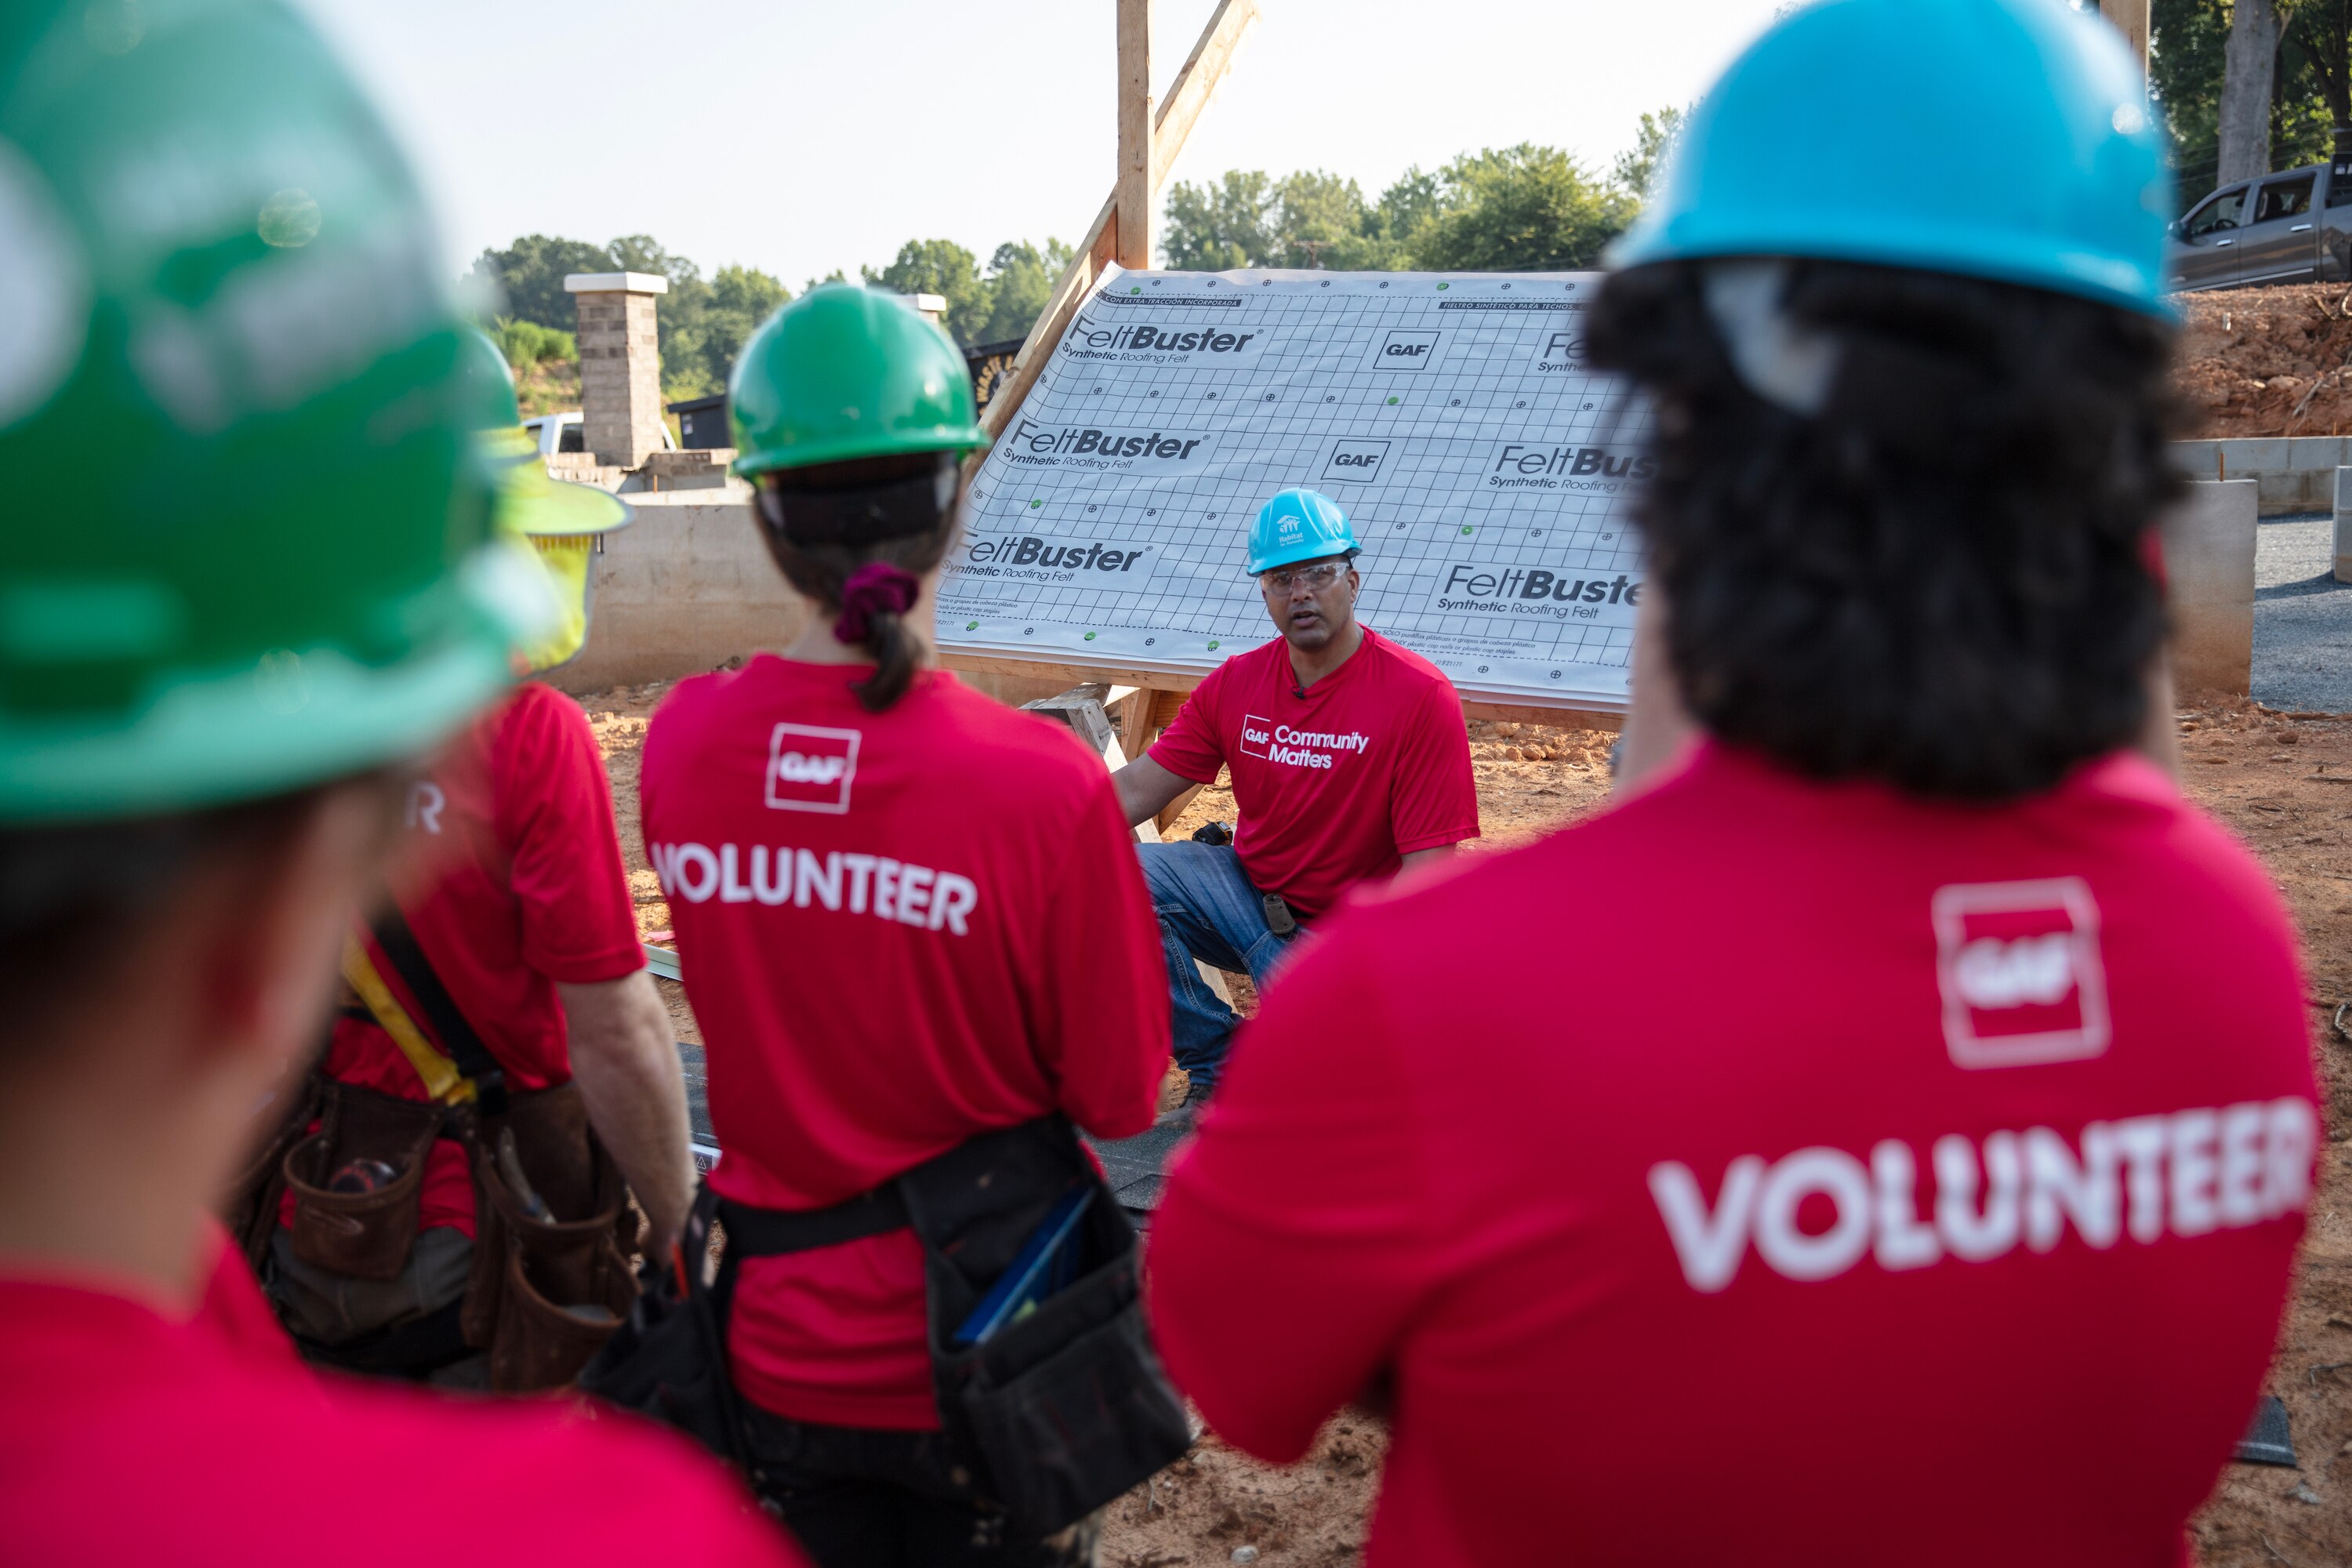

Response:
(973, 0), (1262, 446)
(2097, 0), (2148, 71)
(1116, 0), (1156, 271)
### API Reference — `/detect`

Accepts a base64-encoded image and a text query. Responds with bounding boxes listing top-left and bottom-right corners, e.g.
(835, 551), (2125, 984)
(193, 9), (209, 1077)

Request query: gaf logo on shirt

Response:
(1239, 713), (1273, 760)
(1931, 877), (2111, 1069)
(765, 723), (860, 815)
(1366, 329), (1441, 370)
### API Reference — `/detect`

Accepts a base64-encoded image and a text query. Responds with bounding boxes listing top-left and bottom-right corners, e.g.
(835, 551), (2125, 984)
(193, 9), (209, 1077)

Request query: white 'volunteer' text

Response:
(651, 841), (979, 935)
(1648, 1099), (2318, 1292)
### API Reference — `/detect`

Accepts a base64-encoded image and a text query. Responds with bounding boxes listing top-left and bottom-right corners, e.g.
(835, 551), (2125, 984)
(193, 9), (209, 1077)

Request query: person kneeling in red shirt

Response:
(1112, 488), (1479, 1110)
(0, 7), (796, 1563)
(1148, 3), (2323, 1564)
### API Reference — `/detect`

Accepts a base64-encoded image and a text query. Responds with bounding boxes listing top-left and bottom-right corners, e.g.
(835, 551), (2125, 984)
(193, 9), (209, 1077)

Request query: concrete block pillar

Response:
(565, 270), (670, 468)
(2335, 466), (2352, 583)
(2162, 479), (2258, 699)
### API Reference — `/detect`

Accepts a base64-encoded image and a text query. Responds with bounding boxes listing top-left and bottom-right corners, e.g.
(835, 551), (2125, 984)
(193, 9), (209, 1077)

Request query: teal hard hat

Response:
(1607, 0), (2172, 316)
(1247, 489), (1361, 576)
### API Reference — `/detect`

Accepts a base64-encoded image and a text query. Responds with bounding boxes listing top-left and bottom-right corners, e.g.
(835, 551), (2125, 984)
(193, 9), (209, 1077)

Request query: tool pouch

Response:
(579, 1185), (753, 1468)
(906, 1117), (1191, 1539)
(464, 1080), (636, 1391)
(220, 1074), (321, 1273)
(281, 1083), (443, 1282)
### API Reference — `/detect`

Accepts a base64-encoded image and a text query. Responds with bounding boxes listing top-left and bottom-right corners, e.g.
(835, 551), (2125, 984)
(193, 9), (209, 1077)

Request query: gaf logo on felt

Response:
(1324, 439), (1390, 481)
(766, 724), (861, 815)
(1239, 714), (1273, 760)
(1932, 877), (2111, 1068)
(1367, 330), (1440, 370)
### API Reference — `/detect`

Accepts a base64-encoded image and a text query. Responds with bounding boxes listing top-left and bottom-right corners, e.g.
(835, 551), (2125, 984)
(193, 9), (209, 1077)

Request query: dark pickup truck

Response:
(2165, 154), (2352, 291)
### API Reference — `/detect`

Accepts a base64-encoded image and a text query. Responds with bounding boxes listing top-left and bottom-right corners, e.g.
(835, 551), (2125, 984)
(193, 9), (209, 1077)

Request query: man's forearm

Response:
(558, 972), (696, 1258)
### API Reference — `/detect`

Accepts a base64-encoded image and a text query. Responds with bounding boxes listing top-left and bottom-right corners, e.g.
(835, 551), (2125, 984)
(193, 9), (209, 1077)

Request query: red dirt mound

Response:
(2176, 284), (2352, 439)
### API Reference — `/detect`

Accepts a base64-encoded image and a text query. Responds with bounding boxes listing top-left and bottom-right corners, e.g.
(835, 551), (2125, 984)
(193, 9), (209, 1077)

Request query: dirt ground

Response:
(2176, 284), (2352, 439)
(581, 683), (2348, 1563)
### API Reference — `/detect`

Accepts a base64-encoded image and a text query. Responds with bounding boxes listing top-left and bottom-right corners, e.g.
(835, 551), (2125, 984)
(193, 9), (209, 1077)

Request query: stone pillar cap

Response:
(564, 271), (670, 295)
(913, 292), (948, 313)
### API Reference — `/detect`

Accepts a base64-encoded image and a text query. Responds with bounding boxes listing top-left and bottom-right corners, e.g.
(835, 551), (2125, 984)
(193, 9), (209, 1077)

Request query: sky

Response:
(289, 0), (1791, 290)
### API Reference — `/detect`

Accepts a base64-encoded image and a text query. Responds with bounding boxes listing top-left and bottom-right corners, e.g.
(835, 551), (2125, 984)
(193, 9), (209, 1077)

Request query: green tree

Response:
(863, 238), (987, 344)
(1162, 170), (1279, 269)
(659, 263), (791, 401)
(491, 318), (575, 373)
(1613, 107), (1686, 201)
(465, 234), (614, 330)
(967, 239), (1074, 346)
(1410, 144), (1638, 271)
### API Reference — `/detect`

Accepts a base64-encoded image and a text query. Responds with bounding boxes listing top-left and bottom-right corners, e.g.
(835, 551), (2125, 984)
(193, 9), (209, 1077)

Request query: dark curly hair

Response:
(1585, 258), (2180, 801)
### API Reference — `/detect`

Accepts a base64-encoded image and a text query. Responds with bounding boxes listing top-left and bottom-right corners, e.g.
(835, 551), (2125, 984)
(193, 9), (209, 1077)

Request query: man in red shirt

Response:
(260, 332), (696, 1383)
(0, 5), (794, 1563)
(1149, 3), (2323, 1563)
(1113, 488), (1479, 1105)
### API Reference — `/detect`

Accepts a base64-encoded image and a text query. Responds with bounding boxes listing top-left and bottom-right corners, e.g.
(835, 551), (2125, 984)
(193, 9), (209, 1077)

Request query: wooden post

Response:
(971, 0), (1261, 450)
(2097, 0), (2149, 72)
(1116, 0), (1156, 270)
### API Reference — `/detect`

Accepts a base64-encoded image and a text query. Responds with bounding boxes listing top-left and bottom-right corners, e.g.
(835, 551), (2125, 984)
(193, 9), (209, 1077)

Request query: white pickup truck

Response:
(519, 410), (677, 458)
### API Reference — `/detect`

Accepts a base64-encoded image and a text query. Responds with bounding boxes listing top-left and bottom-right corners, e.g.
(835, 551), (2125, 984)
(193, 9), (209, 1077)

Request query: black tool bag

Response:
(904, 1117), (1192, 1537)
(580, 1185), (754, 1466)
(581, 1116), (1191, 1536)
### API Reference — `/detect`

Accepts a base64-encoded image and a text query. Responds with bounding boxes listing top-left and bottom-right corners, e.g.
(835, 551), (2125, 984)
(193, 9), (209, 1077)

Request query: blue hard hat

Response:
(1247, 489), (1362, 575)
(1608, 0), (2172, 316)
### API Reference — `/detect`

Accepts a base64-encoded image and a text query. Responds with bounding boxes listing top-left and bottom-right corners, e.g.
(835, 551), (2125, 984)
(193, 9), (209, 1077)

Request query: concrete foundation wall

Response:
(2163, 479), (2257, 699)
(550, 480), (2259, 709)
(2171, 437), (2352, 516)
(547, 493), (806, 695)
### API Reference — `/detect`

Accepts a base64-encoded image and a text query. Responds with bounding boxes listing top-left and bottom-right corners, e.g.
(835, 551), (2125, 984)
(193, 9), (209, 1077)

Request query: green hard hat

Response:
(459, 326), (524, 430)
(730, 285), (989, 477)
(0, 0), (543, 823)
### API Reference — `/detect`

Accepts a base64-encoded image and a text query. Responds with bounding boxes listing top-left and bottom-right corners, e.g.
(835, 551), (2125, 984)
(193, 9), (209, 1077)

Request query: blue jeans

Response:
(1137, 841), (1301, 1098)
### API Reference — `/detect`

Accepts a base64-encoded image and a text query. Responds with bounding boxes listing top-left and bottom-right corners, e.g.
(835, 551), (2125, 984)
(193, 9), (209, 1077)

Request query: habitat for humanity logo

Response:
(767, 723), (859, 814)
(1061, 313), (1265, 362)
(1367, 329), (1440, 370)
(1006, 419), (1208, 474)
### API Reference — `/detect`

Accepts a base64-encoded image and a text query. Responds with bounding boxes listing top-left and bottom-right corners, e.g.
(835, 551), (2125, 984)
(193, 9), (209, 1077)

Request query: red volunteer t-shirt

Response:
(1149, 627), (1478, 920)
(1150, 742), (2320, 1567)
(0, 1230), (801, 1568)
(641, 657), (1170, 1430)
(296, 682), (644, 1236)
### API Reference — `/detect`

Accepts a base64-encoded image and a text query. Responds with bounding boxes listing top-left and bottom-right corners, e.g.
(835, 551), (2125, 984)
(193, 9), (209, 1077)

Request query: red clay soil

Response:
(584, 685), (2350, 1563)
(2176, 283), (2352, 439)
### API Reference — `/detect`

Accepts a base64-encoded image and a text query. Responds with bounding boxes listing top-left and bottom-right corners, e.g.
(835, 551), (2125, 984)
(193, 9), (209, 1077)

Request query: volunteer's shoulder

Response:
(931, 674), (1129, 815)
(644, 665), (747, 755)
(1312, 775), (1666, 993)
(2096, 755), (2303, 951)
(1363, 630), (1465, 708)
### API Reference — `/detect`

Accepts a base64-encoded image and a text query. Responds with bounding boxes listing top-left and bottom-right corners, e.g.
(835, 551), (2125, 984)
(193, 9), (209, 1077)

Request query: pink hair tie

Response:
(833, 563), (921, 644)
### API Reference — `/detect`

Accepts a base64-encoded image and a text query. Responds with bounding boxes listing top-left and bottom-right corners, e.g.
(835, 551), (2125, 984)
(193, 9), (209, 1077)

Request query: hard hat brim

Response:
(1246, 544), (1362, 577)
(0, 554), (533, 823)
(732, 423), (991, 480)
